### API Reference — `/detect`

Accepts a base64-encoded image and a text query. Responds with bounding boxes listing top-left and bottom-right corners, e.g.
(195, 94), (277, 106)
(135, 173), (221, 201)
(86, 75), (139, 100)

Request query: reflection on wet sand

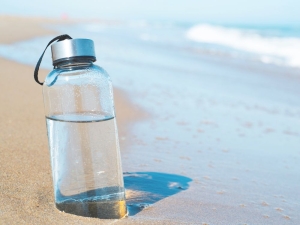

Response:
(124, 172), (192, 215)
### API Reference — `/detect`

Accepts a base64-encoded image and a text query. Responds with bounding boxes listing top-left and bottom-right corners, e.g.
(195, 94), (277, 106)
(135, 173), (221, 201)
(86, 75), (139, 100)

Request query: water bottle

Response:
(34, 35), (127, 219)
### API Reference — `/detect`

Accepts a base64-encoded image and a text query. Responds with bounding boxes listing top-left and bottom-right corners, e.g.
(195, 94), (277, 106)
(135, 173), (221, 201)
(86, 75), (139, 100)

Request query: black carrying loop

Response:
(34, 34), (72, 85)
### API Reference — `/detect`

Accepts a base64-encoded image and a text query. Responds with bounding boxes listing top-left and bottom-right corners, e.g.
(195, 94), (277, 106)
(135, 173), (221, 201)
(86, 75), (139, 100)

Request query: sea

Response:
(1, 20), (300, 69)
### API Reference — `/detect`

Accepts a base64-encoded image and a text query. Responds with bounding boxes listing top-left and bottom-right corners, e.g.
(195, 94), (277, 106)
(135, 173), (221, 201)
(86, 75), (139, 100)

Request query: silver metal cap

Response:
(51, 39), (96, 64)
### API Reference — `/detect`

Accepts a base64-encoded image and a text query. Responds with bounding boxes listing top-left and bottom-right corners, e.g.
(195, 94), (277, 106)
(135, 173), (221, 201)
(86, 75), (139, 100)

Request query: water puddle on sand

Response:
(123, 172), (192, 215)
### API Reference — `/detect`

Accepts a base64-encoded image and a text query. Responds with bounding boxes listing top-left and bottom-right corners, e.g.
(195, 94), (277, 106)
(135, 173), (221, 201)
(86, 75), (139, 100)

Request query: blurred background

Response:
(1, 0), (300, 69)
(1, 0), (300, 24)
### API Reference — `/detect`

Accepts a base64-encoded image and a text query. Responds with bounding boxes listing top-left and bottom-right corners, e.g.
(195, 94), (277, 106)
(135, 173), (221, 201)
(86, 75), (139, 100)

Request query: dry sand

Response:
(0, 16), (147, 224)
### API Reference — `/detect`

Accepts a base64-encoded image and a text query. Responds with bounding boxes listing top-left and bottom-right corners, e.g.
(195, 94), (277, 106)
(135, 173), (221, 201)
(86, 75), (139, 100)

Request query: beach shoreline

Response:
(1, 15), (300, 225)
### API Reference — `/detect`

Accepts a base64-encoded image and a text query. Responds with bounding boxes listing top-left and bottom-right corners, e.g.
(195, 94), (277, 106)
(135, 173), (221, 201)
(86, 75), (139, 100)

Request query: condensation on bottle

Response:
(39, 37), (127, 219)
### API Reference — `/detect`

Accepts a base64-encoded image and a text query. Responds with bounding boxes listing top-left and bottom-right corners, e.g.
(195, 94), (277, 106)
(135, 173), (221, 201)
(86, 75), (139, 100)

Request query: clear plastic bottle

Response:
(42, 38), (127, 219)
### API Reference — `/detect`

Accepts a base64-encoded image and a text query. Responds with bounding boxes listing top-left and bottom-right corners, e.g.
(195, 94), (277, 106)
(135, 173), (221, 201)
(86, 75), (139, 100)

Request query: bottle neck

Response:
(54, 56), (94, 69)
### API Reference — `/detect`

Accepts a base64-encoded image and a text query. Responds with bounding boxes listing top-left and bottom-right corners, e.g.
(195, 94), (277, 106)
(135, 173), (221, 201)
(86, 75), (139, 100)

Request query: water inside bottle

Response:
(46, 113), (126, 218)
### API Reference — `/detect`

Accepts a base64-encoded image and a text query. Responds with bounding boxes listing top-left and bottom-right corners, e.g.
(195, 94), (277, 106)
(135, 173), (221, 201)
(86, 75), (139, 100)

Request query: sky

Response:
(0, 0), (299, 25)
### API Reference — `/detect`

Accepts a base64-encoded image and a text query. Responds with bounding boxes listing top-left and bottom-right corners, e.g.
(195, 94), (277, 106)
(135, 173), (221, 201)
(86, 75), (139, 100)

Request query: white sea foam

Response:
(186, 24), (300, 68)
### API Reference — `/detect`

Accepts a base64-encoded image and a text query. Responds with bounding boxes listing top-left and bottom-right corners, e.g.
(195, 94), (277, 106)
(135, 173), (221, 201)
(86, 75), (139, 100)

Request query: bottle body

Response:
(43, 59), (126, 218)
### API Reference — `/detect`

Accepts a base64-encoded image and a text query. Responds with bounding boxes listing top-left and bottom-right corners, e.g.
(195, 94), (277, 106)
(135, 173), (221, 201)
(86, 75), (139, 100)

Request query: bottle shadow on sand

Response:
(124, 172), (192, 216)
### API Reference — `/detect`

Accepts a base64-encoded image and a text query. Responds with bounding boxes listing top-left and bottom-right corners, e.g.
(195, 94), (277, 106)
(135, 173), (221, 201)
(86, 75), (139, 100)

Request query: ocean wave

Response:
(186, 24), (300, 68)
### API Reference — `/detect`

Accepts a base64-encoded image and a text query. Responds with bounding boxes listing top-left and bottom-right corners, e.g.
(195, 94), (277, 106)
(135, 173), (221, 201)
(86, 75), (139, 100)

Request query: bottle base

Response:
(56, 199), (127, 219)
